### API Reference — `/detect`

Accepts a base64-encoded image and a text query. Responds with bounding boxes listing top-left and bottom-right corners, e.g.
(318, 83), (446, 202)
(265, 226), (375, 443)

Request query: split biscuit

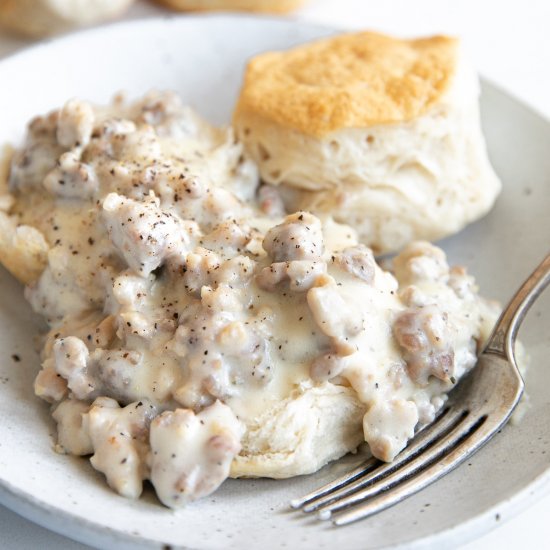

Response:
(231, 383), (366, 478)
(0, 211), (49, 285)
(0, 147), (49, 284)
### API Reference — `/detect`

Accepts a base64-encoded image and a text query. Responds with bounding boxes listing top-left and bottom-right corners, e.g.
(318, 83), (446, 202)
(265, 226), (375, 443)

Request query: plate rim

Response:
(3, 445), (550, 550)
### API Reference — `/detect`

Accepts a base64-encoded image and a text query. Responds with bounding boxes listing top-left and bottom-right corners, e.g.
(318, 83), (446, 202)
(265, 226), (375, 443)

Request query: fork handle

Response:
(484, 252), (550, 360)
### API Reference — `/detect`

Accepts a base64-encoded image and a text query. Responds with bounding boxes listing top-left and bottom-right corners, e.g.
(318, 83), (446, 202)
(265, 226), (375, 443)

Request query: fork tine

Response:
(331, 414), (490, 526)
(299, 407), (464, 513)
(316, 412), (484, 519)
(289, 456), (380, 509)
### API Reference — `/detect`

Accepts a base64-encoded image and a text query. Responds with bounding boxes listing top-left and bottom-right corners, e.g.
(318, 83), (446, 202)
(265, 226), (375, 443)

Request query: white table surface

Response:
(0, 0), (548, 548)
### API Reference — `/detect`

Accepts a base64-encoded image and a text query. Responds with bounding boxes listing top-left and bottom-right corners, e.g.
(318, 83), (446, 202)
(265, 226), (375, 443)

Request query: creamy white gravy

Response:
(2, 91), (499, 507)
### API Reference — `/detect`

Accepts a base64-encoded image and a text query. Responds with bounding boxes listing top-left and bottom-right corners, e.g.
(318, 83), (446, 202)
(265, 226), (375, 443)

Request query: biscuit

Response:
(0, 211), (49, 285)
(0, 147), (49, 284)
(155, 0), (307, 13)
(234, 32), (501, 254)
(231, 383), (366, 478)
(0, 145), (11, 197)
(0, 0), (135, 37)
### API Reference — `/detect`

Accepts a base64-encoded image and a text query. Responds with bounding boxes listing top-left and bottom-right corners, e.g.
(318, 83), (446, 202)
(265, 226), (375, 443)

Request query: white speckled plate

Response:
(0, 14), (549, 550)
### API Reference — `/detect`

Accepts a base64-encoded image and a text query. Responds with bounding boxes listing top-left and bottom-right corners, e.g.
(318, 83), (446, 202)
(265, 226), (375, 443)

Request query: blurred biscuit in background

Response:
(234, 32), (502, 254)
(154, 0), (307, 13)
(0, 0), (135, 37)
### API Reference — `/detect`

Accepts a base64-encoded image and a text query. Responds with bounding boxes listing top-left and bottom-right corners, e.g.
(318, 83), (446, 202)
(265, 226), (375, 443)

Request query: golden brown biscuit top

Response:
(234, 32), (459, 136)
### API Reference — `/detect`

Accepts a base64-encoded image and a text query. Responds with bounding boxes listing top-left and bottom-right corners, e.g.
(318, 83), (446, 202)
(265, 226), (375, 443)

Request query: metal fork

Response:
(291, 252), (550, 526)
